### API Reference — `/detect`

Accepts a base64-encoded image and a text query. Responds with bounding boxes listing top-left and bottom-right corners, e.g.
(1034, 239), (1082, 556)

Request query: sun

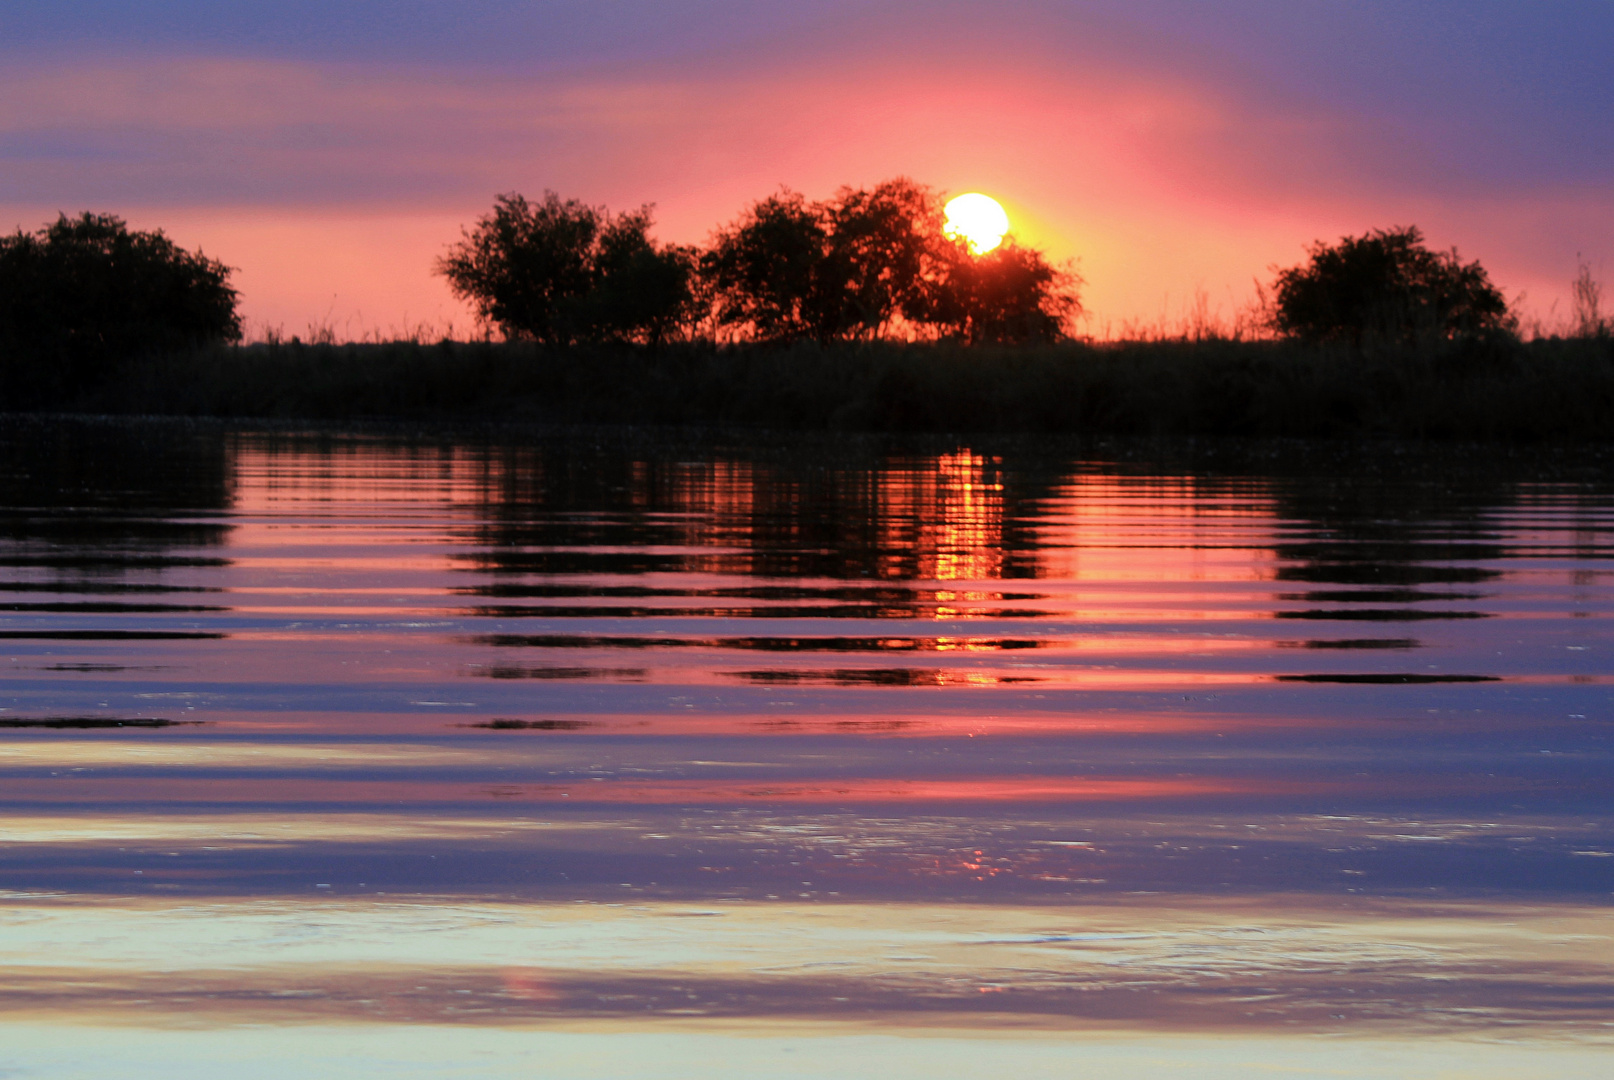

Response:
(943, 193), (1009, 254)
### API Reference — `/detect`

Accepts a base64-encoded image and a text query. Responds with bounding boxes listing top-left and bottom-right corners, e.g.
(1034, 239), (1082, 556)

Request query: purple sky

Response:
(3, 1), (1609, 336)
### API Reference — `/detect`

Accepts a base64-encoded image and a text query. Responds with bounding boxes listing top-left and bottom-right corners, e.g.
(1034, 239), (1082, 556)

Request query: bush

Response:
(437, 192), (699, 345)
(0, 212), (240, 402)
(1269, 226), (1514, 345)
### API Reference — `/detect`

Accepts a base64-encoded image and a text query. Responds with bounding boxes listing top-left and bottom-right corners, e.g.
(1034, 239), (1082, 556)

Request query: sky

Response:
(2, 1), (1610, 339)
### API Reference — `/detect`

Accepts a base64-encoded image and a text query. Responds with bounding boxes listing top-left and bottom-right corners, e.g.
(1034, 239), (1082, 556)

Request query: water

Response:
(0, 417), (1610, 1078)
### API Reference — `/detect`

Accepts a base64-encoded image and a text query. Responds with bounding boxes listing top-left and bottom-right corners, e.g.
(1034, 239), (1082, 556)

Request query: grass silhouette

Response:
(65, 331), (1614, 440)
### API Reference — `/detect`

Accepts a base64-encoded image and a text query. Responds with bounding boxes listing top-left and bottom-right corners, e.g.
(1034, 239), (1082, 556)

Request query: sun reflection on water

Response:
(1, 422), (1612, 1073)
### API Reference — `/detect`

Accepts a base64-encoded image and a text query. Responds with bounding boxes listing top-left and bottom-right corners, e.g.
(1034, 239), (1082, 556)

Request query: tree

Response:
(1269, 226), (1514, 344)
(704, 177), (1079, 344)
(0, 213), (240, 394)
(819, 178), (946, 339)
(438, 192), (699, 345)
(924, 238), (1082, 344)
(701, 190), (828, 342)
(574, 207), (702, 346)
(704, 178), (957, 342)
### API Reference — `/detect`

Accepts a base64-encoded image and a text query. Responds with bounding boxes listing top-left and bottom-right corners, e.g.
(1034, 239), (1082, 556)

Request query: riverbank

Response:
(24, 335), (1614, 439)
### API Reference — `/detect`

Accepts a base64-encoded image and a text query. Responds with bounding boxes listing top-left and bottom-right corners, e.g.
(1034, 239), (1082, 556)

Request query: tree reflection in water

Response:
(0, 421), (1610, 1074)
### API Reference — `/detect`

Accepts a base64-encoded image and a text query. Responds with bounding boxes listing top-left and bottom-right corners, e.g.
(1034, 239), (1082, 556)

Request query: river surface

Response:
(0, 416), (1610, 1078)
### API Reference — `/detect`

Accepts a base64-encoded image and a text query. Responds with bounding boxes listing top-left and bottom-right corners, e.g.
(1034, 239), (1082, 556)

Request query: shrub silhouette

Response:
(438, 192), (699, 345)
(704, 178), (1079, 344)
(1270, 226), (1514, 344)
(0, 212), (239, 400)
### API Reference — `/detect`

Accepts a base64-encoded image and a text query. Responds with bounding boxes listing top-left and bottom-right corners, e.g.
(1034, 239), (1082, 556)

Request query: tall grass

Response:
(1572, 261), (1611, 339)
(60, 331), (1614, 441)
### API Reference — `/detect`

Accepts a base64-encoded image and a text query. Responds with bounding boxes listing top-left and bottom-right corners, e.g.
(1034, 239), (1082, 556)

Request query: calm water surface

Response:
(0, 417), (1610, 1078)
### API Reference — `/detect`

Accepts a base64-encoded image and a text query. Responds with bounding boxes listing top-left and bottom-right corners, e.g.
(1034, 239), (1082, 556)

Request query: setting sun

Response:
(943, 193), (1010, 253)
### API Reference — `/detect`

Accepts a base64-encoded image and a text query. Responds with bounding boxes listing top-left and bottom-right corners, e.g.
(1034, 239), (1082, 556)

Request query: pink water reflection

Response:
(0, 421), (1611, 1060)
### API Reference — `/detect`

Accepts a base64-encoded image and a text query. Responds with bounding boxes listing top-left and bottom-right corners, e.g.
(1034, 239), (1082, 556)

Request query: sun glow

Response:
(943, 193), (1010, 253)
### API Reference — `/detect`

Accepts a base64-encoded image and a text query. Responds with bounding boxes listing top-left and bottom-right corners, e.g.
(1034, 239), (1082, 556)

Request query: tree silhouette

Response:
(0, 212), (239, 398)
(704, 178), (1079, 344)
(439, 193), (699, 345)
(575, 207), (702, 346)
(702, 190), (829, 342)
(1269, 226), (1514, 344)
(820, 178), (944, 339)
(924, 238), (1081, 344)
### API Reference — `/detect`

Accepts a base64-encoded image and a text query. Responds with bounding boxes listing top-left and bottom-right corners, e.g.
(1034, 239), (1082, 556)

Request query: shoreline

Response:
(6, 335), (1613, 441)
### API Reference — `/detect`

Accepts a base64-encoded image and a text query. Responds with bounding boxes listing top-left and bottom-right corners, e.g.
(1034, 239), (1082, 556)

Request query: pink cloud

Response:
(2, 46), (1606, 337)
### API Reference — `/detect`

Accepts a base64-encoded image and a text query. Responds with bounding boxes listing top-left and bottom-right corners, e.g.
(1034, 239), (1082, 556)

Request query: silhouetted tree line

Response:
(0, 186), (1571, 416)
(438, 178), (1080, 346)
(440, 187), (1524, 352)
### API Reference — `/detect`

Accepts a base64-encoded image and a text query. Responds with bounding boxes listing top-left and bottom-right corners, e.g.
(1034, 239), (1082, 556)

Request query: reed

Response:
(37, 333), (1614, 441)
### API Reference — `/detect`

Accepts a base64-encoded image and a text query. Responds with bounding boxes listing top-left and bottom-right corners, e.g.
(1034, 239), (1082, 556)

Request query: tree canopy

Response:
(437, 192), (699, 346)
(701, 189), (832, 342)
(923, 238), (1081, 344)
(0, 213), (240, 390)
(703, 178), (1080, 344)
(1269, 226), (1514, 344)
(446, 180), (1081, 348)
